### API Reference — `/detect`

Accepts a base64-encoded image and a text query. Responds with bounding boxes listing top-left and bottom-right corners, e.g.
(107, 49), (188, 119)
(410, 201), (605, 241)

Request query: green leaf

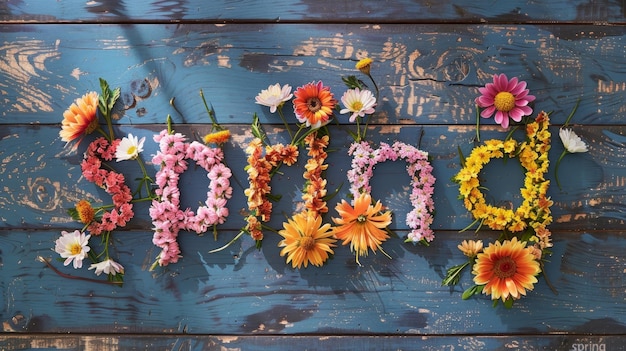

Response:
(322, 182), (343, 202)
(341, 75), (365, 90)
(457, 145), (466, 168)
(462, 285), (480, 300)
(109, 87), (121, 111)
(67, 207), (80, 222)
(503, 297), (514, 308)
(442, 261), (469, 286)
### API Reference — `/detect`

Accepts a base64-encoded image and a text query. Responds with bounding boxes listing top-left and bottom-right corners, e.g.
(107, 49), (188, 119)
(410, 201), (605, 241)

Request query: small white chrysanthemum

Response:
(339, 88), (376, 122)
(54, 230), (91, 269)
(559, 128), (588, 153)
(89, 258), (125, 276)
(115, 133), (145, 162)
(255, 83), (293, 113)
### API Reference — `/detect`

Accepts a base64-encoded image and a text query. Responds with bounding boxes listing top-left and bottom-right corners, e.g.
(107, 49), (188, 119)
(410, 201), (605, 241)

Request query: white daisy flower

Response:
(255, 83), (293, 113)
(54, 230), (91, 269)
(115, 133), (145, 161)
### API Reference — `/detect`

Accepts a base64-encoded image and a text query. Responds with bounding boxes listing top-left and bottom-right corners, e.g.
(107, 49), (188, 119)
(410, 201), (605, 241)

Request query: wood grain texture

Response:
(2, 0), (626, 348)
(2, 23), (626, 126)
(1, 334), (625, 351)
(1, 230), (625, 336)
(1, 0), (625, 23)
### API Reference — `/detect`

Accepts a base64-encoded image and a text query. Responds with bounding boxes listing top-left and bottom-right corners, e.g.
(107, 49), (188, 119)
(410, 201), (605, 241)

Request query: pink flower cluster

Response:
(80, 137), (134, 235)
(347, 141), (436, 243)
(150, 130), (233, 267)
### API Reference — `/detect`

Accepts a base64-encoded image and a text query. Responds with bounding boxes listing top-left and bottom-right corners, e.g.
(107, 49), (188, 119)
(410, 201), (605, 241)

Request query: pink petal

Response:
(494, 110), (506, 126)
(481, 106), (496, 118)
(515, 99), (529, 107)
(515, 89), (529, 99)
(519, 105), (533, 115)
(509, 108), (524, 122)
(507, 77), (519, 92)
(495, 74), (509, 91)
(525, 94), (536, 102)
(477, 95), (494, 107)
(510, 80), (526, 95)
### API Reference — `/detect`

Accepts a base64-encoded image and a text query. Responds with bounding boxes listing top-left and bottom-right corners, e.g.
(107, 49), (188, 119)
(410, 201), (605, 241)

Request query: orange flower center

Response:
(494, 92), (515, 112)
(493, 256), (517, 279)
(300, 236), (316, 251)
(69, 243), (83, 255)
(76, 200), (95, 224)
(306, 97), (322, 113)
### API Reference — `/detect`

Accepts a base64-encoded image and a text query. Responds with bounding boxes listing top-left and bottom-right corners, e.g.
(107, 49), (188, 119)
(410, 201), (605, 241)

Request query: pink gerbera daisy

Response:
(476, 74), (535, 128)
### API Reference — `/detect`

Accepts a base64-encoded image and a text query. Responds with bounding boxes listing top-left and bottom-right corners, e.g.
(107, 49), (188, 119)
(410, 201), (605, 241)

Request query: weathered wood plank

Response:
(1, 230), (625, 335)
(1, 0), (624, 23)
(0, 124), (619, 231)
(2, 24), (626, 125)
(1, 334), (624, 351)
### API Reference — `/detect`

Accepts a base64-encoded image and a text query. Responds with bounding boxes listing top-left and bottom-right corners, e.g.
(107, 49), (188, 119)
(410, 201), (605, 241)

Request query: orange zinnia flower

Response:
(278, 211), (336, 269)
(59, 92), (99, 148)
(75, 199), (95, 224)
(332, 193), (392, 264)
(472, 237), (541, 302)
(203, 130), (231, 144)
(293, 81), (337, 129)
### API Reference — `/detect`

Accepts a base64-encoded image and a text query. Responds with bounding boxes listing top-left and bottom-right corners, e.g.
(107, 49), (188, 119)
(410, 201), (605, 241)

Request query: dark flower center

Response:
(306, 97), (322, 113)
(300, 236), (316, 251)
(494, 256), (517, 278)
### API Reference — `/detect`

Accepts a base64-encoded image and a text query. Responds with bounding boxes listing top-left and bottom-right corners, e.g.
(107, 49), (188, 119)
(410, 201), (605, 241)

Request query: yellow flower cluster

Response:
(454, 112), (553, 246)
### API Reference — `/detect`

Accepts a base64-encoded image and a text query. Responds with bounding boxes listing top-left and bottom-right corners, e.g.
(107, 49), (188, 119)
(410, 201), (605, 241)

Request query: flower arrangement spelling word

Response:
(43, 78), (155, 285)
(444, 74), (555, 306)
(217, 81), (339, 269)
(149, 94), (233, 269)
(333, 58), (436, 265)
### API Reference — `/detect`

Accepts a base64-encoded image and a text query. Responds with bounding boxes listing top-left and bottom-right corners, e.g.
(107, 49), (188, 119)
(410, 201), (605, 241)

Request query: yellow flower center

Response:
(494, 92), (516, 112)
(300, 236), (316, 251)
(126, 146), (137, 155)
(69, 242), (83, 255)
(357, 214), (367, 223)
(493, 256), (517, 278)
(306, 97), (322, 113)
(350, 101), (364, 111)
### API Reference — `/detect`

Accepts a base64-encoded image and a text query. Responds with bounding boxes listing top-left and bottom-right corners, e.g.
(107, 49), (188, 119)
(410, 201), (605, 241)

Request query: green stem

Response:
(95, 126), (111, 142)
(367, 73), (379, 101)
(277, 107), (293, 140)
(540, 259), (558, 295)
(134, 156), (154, 198)
(475, 106), (481, 142)
(209, 230), (245, 253)
(563, 98), (581, 128)
(199, 89), (222, 130)
(37, 256), (123, 285)
(554, 150), (568, 191)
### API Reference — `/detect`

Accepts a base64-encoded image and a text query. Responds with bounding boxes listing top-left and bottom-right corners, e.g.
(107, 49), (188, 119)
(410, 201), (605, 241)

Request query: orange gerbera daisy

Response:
(59, 92), (99, 148)
(472, 237), (541, 302)
(278, 211), (336, 269)
(332, 193), (392, 264)
(292, 81), (337, 129)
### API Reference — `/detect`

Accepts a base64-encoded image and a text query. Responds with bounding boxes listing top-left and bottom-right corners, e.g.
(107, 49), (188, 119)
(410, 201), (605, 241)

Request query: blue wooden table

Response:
(1, 1), (626, 350)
